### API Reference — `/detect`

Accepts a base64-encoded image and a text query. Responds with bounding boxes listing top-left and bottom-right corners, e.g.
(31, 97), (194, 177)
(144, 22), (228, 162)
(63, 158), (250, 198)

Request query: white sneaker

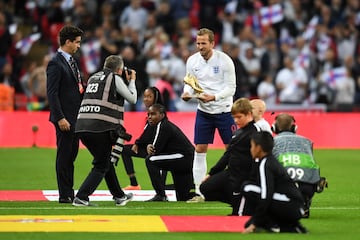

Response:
(72, 197), (92, 207)
(186, 195), (205, 203)
(114, 193), (133, 206)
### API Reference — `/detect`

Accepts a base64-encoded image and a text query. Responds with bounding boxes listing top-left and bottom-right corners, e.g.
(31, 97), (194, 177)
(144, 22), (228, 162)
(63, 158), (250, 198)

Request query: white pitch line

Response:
(0, 206), (358, 210)
(0, 207), (227, 210)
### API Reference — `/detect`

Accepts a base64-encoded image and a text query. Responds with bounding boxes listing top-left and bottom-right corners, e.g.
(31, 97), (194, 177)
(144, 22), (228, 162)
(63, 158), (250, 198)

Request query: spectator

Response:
(275, 55), (308, 104)
(155, 0), (175, 38)
(120, 45), (149, 111)
(28, 54), (51, 110)
(0, 12), (12, 72)
(222, 41), (250, 100)
(260, 37), (281, 80)
(257, 74), (277, 105)
(119, 0), (148, 37)
(240, 43), (261, 97)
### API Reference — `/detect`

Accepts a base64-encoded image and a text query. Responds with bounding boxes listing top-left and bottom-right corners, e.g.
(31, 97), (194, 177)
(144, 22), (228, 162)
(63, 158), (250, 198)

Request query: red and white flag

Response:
(320, 67), (348, 88)
(294, 45), (311, 69)
(81, 39), (101, 75)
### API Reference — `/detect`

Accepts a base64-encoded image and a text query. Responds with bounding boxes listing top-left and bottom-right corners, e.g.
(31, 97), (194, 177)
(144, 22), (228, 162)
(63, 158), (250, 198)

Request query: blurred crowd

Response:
(0, 0), (360, 112)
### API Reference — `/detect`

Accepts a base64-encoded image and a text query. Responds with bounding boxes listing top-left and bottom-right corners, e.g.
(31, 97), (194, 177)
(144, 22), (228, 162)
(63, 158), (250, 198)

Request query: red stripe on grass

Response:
(161, 216), (250, 232)
(0, 191), (47, 201)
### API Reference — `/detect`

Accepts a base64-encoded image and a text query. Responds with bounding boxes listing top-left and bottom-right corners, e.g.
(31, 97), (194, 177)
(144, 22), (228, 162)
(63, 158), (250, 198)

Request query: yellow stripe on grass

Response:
(0, 215), (167, 232)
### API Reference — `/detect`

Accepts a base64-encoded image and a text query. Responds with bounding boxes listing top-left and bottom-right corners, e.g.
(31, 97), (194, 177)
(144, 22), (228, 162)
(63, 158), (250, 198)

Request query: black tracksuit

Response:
(200, 120), (260, 214)
(242, 154), (304, 229)
(145, 117), (194, 201)
(121, 121), (156, 173)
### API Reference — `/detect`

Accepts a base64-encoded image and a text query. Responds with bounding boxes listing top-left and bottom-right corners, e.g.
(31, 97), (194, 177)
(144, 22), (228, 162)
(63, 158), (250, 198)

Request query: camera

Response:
(123, 66), (132, 75)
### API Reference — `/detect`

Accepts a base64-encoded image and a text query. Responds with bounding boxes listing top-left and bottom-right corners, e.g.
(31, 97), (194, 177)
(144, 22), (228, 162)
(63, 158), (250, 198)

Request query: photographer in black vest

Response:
(73, 55), (137, 206)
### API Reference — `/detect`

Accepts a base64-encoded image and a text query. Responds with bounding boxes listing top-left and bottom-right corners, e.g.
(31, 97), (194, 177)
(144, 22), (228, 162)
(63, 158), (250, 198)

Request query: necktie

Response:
(69, 57), (84, 94)
(69, 57), (78, 77)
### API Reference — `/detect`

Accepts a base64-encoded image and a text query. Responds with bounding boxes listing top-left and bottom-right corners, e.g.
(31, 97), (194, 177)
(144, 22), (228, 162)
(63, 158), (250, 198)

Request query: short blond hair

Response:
(231, 98), (253, 115)
(197, 28), (215, 43)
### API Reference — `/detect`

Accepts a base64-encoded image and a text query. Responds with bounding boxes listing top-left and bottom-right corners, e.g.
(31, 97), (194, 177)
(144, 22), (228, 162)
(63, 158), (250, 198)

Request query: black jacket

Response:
(209, 120), (259, 185)
(151, 117), (194, 156)
(47, 52), (84, 127)
(135, 122), (156, 148)
(252, 154), (304, 226)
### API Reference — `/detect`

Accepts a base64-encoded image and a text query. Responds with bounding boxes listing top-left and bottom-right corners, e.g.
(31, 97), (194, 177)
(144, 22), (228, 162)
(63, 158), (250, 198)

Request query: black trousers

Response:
(76, 131), (125, 201)
(121, 144), (168, 184)
(121, 144), (147, 175)
(242, 182), (303, 227)
(145, 153), (193, 201)
(298, 182), (317, 210)
(200, 170), (232, 204)
(54, 124), (79, 199)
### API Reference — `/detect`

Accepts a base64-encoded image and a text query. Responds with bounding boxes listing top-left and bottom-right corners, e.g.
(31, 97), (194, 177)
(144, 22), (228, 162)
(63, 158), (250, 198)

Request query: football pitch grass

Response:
(0, 148), (359, 240)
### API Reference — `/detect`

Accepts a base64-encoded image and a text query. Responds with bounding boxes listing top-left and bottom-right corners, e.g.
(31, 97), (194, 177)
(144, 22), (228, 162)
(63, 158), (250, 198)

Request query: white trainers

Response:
(186, 195), (205, 203)
(72, 197), (94, 207)
(114, 193), (133, 206)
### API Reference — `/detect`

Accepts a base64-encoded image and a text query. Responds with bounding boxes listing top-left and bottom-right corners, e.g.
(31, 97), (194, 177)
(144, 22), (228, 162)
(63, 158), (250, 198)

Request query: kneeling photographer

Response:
(272, 113), (328, 218)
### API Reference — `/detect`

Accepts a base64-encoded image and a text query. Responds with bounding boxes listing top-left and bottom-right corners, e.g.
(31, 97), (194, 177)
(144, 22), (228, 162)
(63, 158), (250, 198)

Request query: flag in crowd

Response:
(320, 67), (348, 88)
(294, 45), (311, 69)
(81, 39), (101, 75)
(15, 32), (41, 55)
(260, 3), (284, 26)
(302, 16), (319, 41)
(316, 33), (332, 61)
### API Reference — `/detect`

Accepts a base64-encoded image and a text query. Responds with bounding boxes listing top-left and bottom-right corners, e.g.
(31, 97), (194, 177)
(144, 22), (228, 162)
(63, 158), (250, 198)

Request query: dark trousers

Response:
(200, 170), (232, 204)
(76, 131), (125, 201)
(121, 144), (147, 175)
(242, 182), (303, 226)
(121, 144), (168, 184)
(54, 124), (79, 199)
(146, 153), (193, 201)
(298, 182), (316, 210)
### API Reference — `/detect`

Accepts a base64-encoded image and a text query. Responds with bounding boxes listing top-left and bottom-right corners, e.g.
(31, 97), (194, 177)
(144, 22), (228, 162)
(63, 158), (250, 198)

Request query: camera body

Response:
(123, 66), (132, 75)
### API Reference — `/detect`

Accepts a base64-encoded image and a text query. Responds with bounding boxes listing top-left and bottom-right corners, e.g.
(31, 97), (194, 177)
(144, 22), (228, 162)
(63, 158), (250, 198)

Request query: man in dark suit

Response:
(46, 25), (84, 203)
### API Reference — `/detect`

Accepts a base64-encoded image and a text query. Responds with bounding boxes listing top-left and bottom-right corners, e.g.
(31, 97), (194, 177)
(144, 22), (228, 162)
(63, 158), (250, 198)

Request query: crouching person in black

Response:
(243, 131), (307, 234)
(145, 104), (195, 201)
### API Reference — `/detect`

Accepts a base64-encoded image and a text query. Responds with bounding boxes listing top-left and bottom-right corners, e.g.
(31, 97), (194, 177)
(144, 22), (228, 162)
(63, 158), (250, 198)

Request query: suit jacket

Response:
(47, 52), (84, 128)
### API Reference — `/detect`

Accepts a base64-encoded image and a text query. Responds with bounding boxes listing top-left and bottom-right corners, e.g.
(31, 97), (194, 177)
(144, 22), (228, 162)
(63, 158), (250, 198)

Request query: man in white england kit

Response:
(181, 28), (236, 202)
